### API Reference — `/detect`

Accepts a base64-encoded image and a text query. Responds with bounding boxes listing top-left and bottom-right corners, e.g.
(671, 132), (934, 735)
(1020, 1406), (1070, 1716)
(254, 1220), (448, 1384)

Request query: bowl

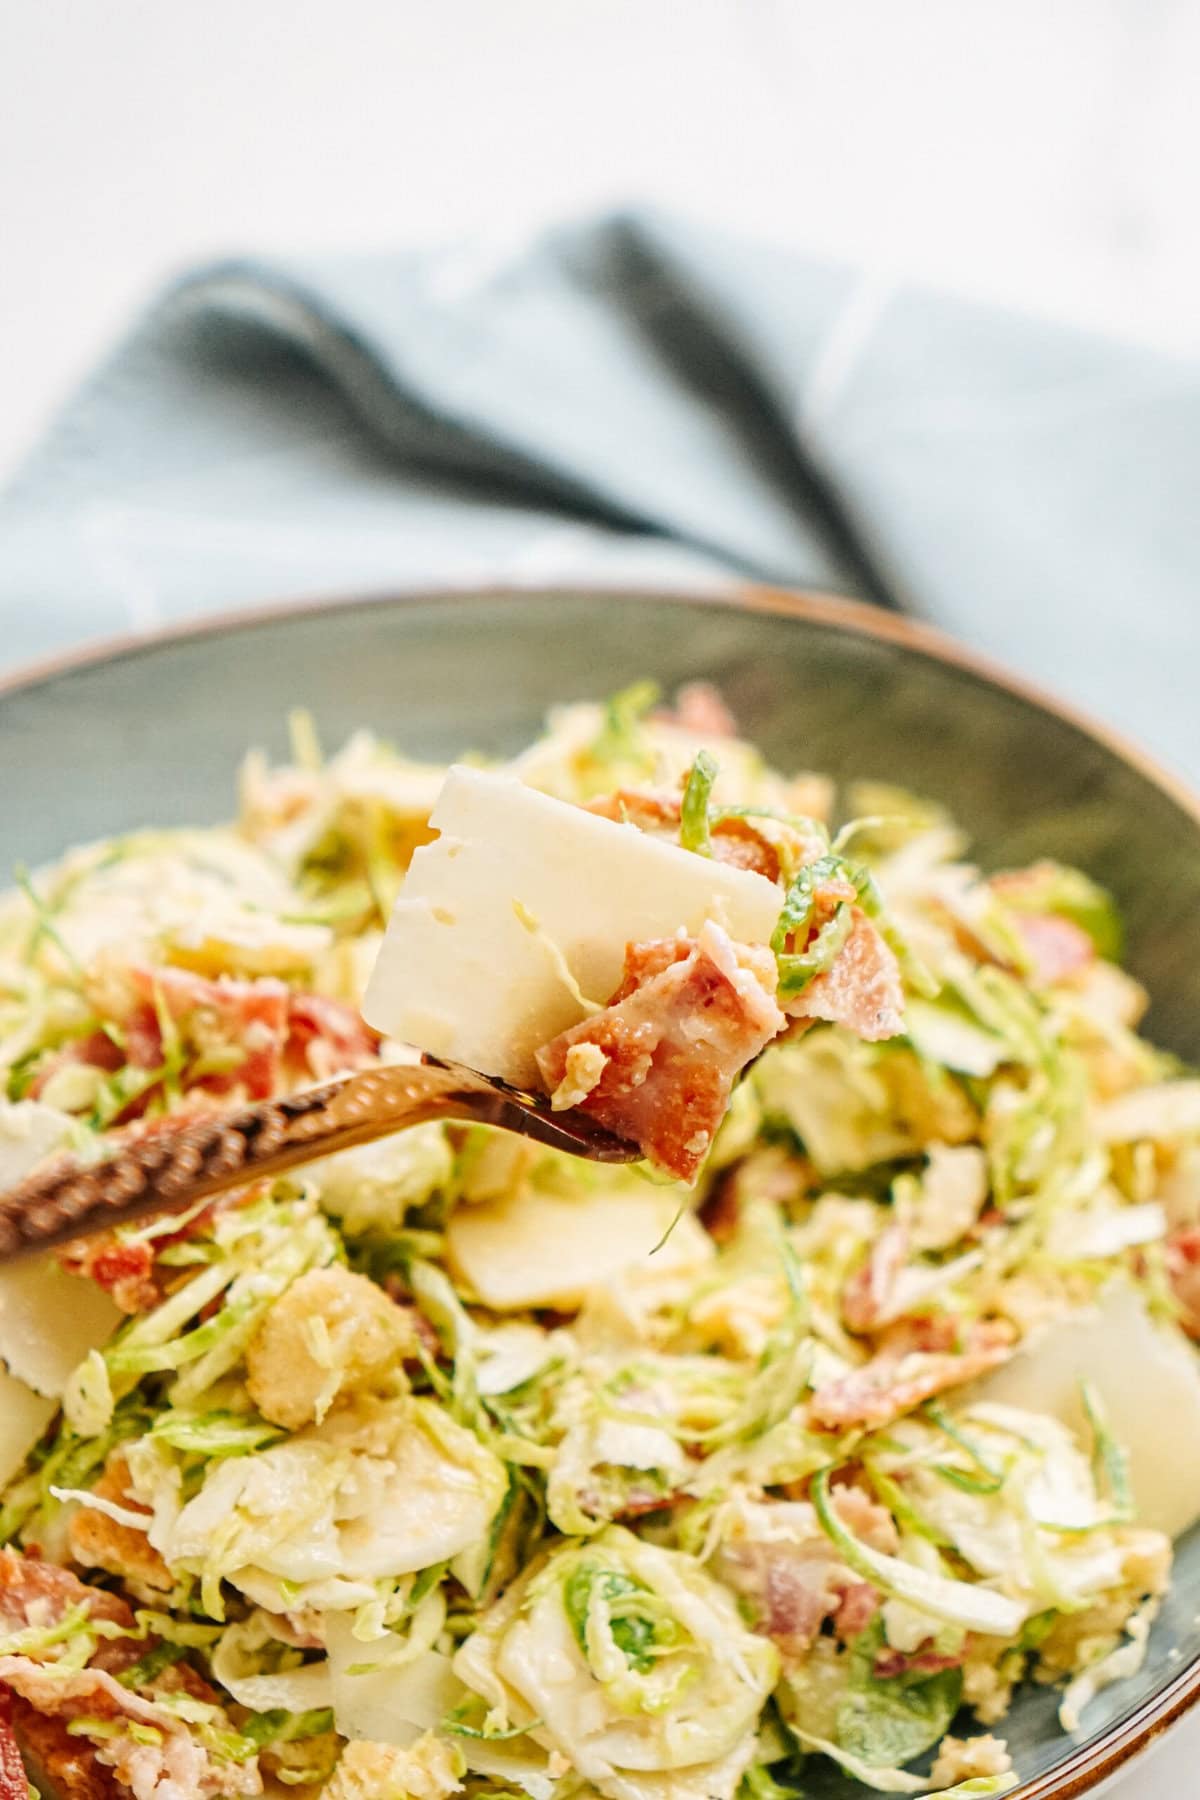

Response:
(2, 581), (1198, 1798)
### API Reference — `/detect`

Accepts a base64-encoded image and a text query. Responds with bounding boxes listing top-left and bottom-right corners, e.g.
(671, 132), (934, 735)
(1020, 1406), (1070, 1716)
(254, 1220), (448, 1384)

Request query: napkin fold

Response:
(2, 210), (1195, 776)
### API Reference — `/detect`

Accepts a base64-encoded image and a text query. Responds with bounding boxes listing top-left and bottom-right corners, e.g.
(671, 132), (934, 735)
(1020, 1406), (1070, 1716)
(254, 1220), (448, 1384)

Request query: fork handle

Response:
(0, 1062), (493, 1262)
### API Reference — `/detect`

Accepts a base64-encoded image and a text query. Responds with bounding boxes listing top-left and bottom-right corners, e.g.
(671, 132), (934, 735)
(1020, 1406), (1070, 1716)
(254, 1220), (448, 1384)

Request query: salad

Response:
(0, 683), (1198, 1800)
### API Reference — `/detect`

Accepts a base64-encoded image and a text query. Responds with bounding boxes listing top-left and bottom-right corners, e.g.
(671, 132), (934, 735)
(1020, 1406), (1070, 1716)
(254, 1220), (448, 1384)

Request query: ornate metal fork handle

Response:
(0, 1060), (636, 1263)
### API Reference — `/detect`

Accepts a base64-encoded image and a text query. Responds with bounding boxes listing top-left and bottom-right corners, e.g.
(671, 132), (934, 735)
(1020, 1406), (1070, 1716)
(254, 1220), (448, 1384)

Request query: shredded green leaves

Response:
(680, 750), (719, 855)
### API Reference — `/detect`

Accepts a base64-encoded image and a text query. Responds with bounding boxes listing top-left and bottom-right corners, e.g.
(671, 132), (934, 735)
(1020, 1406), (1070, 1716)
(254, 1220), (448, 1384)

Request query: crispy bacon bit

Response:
(0, 1549), (133, 1638)
(535, 922), (785, 1182)
(842, 1225), (910, 1334)
(42, 967), (378, 1125)
(59, 1234), (158, 1314)
(784, 906), (905, 1042)
(585, 788), (825, 885)
(285, 992), (379, 1082)
(834, 1581), (881, 1640)
(875, 1643), (966, 1679)
(1015, 913), (1095, 986)
(809, 1321), (1016, 1432)
(8, 1704), (125, 1800)
(0, 1691), (30, 1800)
(60, 1163), (261, 1315)
(655, 682), (739, 739)
(129, 966), (289, 1101)
(586, 788), (682, 837)
(600, 1487), (684, 1522)
(0, 1551), (257, 1800)
(0, 1659), (260, 1800)
(1166, 1226), (1200, 1339)
(721, 1539), (842, 1658)
(720, 1491), (889, 1659)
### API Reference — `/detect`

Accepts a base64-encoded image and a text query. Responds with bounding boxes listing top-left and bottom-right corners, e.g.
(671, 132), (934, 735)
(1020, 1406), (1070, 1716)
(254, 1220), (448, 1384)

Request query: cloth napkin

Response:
(1, 209), (1196, 780)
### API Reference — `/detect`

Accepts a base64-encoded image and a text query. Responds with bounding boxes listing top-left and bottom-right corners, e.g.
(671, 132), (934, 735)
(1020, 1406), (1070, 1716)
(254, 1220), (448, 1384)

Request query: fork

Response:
(0, 1059), (638, 1263)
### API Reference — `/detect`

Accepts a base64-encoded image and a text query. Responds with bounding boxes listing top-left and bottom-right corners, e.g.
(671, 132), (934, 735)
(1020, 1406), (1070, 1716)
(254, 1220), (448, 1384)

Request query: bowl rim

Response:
(1, 578), (1196, 835)
(1, 575), (1197, 1798)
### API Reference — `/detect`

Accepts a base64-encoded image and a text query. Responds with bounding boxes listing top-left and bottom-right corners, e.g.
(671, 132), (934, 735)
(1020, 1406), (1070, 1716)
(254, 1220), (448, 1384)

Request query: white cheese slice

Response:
(363, 766), (781, 1087)
(326, 1621), (462, 1747)
(0, 1101), (123, 1398)
(0, 1365), (54, 1486)
(0, 1257), (124, 1399)
(0, 1097), (75, 1186)
(446, 1172), (711, 1311)
(976, 1282), (1200, 1539)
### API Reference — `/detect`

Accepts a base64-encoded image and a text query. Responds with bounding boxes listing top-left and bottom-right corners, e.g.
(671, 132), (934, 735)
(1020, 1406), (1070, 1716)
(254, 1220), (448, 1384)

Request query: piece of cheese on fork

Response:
(363, 765), (782, 1088)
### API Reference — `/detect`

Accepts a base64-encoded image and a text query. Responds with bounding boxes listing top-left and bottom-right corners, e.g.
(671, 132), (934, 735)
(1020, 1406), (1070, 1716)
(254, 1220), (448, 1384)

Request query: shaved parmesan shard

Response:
(0, 1365), (54, 1486)
(0, 1098), (74, 1185)
(363, 766), (782, 1088)
(326, 1618), (462, 1747)
(1095, 1080), (1200, 1144)
(976, 1283), (1200, 1539)
(0, 1102), (122, 1398)
(447, 1173), (710, 1311)
(0, 1258), (123, 1399)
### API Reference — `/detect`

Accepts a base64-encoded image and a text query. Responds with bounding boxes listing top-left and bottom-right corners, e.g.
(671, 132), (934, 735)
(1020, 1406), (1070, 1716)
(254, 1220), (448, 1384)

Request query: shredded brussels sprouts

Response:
(0, 687), (1193, 1800)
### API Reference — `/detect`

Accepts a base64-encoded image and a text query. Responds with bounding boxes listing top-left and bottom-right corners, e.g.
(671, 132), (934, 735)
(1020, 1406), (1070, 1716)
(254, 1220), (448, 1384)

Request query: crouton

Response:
(67, 1450), (174, 1596)
(245, 1267), (414, 1430)
(929, 1734), (1012, 1787)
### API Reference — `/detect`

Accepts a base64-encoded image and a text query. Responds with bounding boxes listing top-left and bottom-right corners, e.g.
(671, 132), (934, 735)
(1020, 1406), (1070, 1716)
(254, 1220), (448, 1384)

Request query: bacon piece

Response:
(8, 1703), (125, 1800)
(874, 1644), (966, 1679)
(809, 1321), (1016, 1431)
(1015, 913), (1095, 986)
(59, 1158), (259, 1315)
(69, 1454), (174, 1595)
(535, 922), (785, 1182)
(0, 1692), (29, 1800)
(58, 1234), (158, 1314)
(1167, 1226), (1200, 1339)
(0, 1549), (133, 1638)
(721, 1539), (843, 1658)
(833, 1580), (881, 1640)
(784, 906), (905, 1042)
(0, 1552), (257, 1800)
(655, 682), (739, 738)
(842, 1225), (910, 1334)
(720, 1492), (889, 1659)
(586, 788), (682, 838)
(38, 967), (296, 1119)
(0, 1659), (260, 1800)
(130, 966), (289, 1100)
(585, 788), (825, 884)
(285, 992), (379, 1082)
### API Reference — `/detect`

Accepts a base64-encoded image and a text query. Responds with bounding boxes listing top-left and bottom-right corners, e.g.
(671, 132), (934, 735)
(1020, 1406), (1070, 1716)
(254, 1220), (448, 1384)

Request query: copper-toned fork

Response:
(0, 1059), (638, 1263)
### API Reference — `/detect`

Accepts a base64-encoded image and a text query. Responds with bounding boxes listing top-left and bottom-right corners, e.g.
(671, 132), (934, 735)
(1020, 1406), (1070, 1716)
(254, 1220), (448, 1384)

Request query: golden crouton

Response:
(67, 1450), (174, 1595)
(245, 1266), (414, 1430)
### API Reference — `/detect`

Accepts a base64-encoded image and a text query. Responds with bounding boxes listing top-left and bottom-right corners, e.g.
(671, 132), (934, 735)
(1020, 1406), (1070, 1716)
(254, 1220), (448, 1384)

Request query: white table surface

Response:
(1, 3), (1198, 1788)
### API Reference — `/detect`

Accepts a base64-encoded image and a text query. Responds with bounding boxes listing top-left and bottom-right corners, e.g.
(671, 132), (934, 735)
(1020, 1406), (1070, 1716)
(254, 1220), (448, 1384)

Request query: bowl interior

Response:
(1, 585), (1198, 1794)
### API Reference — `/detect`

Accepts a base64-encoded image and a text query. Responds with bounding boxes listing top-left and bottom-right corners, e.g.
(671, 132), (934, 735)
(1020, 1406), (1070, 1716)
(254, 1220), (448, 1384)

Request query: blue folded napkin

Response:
(2, 210), (1195, 779)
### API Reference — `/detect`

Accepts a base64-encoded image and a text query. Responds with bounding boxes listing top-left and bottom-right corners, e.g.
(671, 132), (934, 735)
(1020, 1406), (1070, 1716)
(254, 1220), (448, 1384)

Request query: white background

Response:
(2, 0), (1200, 480)
(1, 2), (1198, 1790)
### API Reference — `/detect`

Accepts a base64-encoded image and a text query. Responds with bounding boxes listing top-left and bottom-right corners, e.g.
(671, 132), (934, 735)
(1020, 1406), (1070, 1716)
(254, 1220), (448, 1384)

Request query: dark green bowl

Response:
(2, 583), (1198, 1798)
